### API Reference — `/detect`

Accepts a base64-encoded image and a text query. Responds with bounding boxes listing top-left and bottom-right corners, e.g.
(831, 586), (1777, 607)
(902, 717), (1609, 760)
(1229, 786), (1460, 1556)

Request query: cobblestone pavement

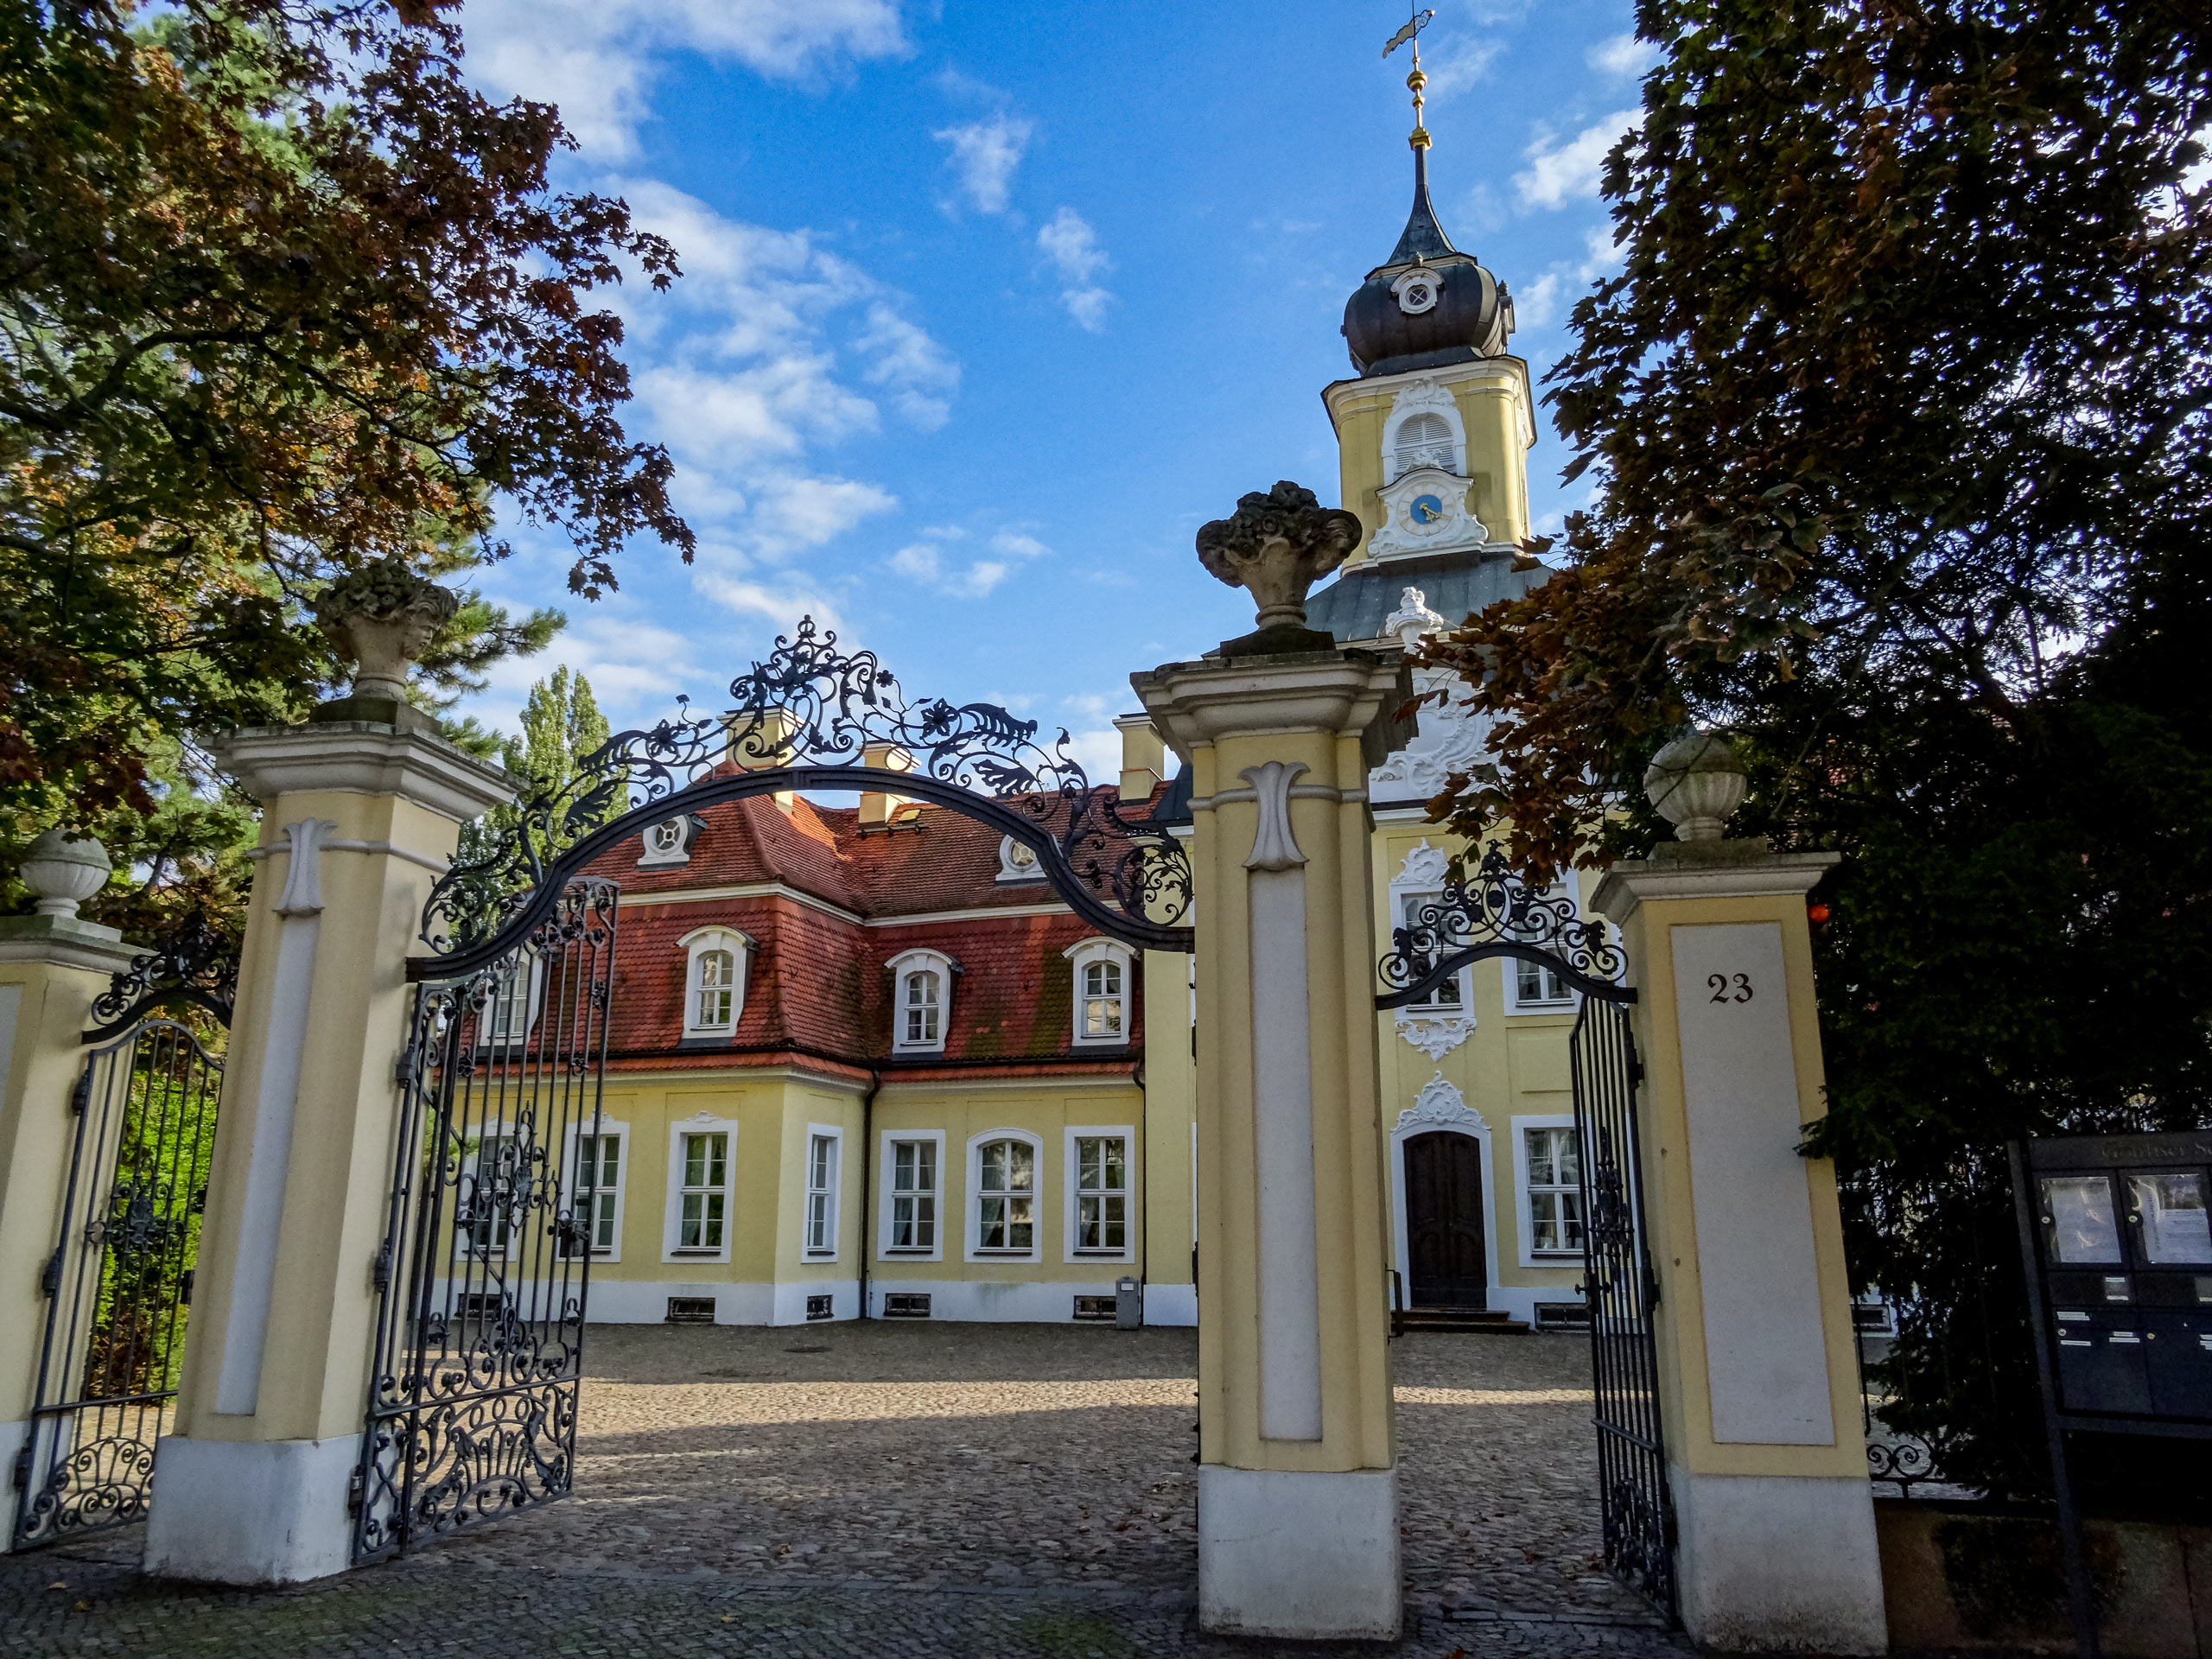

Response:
(3, 1325), (1688, 1657)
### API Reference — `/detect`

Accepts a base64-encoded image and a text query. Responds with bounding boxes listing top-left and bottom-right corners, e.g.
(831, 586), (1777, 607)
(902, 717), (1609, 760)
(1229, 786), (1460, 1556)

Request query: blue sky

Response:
(453, 0), (1650, 776)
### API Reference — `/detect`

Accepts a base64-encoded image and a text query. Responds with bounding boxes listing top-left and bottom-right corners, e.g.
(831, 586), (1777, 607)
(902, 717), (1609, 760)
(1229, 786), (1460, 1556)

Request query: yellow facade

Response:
(1324, 354), (1538, 563)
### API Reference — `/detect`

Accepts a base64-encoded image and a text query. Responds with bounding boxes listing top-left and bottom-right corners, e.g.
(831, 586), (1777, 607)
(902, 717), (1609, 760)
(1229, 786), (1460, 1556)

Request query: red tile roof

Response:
(588, 783), (1153, 1080)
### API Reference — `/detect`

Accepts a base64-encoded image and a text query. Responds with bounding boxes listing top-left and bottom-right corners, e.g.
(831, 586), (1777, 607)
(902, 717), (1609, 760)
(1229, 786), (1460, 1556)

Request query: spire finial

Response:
(1382, 5), (1436, 151)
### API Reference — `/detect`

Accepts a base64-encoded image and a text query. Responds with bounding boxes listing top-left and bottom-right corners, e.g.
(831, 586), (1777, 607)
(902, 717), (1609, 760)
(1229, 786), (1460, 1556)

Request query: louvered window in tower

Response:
(1393, 411), (1456, 478)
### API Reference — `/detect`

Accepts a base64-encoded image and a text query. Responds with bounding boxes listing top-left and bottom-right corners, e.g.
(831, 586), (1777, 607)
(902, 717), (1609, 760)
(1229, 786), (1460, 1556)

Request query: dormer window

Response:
(679, 927), (747, 1039)
(1392, 411), (1456, 477)
(995, 834), (1046, 885)
(1065, 938), (1133, 1048)
(639, 814), (704, 869)
(887, 949), (957, 1053)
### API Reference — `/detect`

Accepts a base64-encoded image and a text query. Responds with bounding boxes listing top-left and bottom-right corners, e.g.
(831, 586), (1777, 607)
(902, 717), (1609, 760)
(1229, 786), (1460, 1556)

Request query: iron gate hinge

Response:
(394, 1049), (415, 1091)
(1627, 1050), (1644, 1091)
(69, 1065), (91, 1116)
(346, 1465), (364, 1516)
(40, 1246), (64, 1296)
(371, 1240), (392, 1293)
(10, 1443), (30, 1490)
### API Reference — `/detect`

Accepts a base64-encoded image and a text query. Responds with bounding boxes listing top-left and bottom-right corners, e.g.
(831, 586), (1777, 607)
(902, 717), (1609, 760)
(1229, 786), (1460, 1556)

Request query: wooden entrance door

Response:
(1405, 1131), (1488, 1309)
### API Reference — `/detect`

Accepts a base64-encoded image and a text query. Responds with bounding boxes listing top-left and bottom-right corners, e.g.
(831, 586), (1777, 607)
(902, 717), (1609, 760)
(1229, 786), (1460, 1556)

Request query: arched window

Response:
(1393, 410), (1456, 477)
(887, 949), (957, 1053)
(679, 928), (747, 1039)
(974, 1135), (1036, 1253)
(904, 970), (941, 1045)
(1065, 938), (1134, 1048)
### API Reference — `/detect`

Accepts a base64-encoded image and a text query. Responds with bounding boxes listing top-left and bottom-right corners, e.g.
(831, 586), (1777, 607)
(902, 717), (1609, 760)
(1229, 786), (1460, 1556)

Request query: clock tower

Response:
(1306, 50), (1545, 652)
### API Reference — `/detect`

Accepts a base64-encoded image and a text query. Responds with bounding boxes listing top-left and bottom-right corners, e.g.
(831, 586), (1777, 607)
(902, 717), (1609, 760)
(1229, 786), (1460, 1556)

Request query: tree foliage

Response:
(1421, 0), (2212, 1495)
(1, 0), (691, 923)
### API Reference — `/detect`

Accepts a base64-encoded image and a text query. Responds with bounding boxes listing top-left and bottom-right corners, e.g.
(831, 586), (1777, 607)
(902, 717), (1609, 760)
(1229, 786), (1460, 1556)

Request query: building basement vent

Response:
(805, 1294), (833, 1322)
(1072, 1295), (1116, 1322)
(882, 1293), (931, 1319)
(1534, 1301), (1592, 1332)
(665, 1296), (716, 1325)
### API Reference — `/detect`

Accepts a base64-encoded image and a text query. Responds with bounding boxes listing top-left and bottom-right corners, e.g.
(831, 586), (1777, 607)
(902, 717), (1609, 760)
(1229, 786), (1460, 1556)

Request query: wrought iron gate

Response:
(353, 879), (617, 1560)
(1569, 994), (1677, 1620)
(12, 1019), (224, 1549)
(1376, 842), (1675, 1620)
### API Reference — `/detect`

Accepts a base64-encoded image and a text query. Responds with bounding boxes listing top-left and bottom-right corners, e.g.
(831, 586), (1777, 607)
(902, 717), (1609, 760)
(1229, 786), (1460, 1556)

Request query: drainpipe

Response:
(1132, 1056), (1147, 1319)
(858, 1069), (880, 1319)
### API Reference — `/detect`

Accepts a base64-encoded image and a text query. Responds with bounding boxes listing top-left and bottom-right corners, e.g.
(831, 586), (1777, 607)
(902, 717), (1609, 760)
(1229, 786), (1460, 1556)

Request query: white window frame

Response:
(638, 812), (702, 868)
(1512, 1114), (1585, 1268)
(662, 1112), (739, 1263)
(1394, 887), (1472, 1011)
(1065, 938), (1134, 1048)
(802, 1124), (842, 1261)
(887, 948), (955, 1053)
(478, 957), (545, 1053)
(878, 1128), (947, 1262)
(679, 926), (748, 1039)
(562, 1117), (629, 1262)
(461, 1118), (524, 1261)
(995, 833), (1046, 884)
(1063, 1124), (1135, 1262)
(1381, 386), (1467, 483)
(964, 1128), (1044, 1262)
(1503, 876), (1592, 1016)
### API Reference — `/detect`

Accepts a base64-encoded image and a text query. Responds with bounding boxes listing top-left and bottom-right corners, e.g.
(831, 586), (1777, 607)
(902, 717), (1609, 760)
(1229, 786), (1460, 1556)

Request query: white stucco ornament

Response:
(1395, 1009), (1476, 1061)
(19, 828), (111, 918)
(1381, 586), (1448, 652)
(273, 819), (339, 917)
(1395, 1072), (1486, 1135)
(1368, 467), (1489, 559)
(1391, 265), (1441, 316)
(1241, 760), (1310, 873)
(1644, 729), (1748, 842)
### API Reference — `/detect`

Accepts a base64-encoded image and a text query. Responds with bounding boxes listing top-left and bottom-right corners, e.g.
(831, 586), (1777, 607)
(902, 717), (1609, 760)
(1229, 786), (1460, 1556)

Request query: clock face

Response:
(1410, 493), (1446, 526)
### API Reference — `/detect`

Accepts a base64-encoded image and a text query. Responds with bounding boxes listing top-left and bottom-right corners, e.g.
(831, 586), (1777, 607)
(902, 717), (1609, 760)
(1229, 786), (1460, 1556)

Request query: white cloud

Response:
(1418, 37), (1503, 101)
(1037, 207), (1113, 331)
(1587, 32), (1660, 79)
(889, 527), (1050, 599)
(474, 601), (706, 735)
(637, 358), (876, 466)
(1513, 271), (1564, 331)
(933, 114), (1033, 214)
(694, 570), (846, 638)
(1579, 221), (1627, 280)
(855, 302), (960, 429)
(1513, 109), (1641, 209)
(458, 0), (909, 160)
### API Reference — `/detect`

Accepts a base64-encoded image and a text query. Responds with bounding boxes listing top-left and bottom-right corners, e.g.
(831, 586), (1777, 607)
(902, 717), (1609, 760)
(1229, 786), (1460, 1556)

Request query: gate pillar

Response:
(1590, 734), (1885, 1653)
(0, 838), (137, 1544)
(144, 701), (511, 1580)
(1134, 641), (1409, 1641)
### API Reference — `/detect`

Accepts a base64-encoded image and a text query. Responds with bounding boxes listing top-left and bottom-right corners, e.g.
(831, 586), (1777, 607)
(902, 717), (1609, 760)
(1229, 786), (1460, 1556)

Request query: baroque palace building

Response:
(563, 131), (1603, 1332)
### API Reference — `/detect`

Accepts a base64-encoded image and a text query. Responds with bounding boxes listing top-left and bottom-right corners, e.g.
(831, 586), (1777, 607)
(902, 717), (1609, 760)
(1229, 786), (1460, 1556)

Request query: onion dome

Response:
(1342, 137), (1513, 376)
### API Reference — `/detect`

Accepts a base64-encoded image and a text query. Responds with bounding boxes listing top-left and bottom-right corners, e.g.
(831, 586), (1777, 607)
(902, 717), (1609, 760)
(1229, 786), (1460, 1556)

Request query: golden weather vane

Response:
(1382, 5), (1438, 152)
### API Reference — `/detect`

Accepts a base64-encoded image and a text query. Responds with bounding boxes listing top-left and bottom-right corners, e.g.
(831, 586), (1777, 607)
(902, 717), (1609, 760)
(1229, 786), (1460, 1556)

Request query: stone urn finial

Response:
(1195, 480), (1364, 655)
(310, 557), (460, 705)
(20, 828), (111, 918)
(1643, 729), (1748, 842)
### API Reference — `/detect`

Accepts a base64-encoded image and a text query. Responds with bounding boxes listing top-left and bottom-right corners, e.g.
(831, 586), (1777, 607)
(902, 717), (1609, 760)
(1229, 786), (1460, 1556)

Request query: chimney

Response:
(726, 708), (798, 813)
(860, 741), (918, 828)
(1115, 714), (1166, 802)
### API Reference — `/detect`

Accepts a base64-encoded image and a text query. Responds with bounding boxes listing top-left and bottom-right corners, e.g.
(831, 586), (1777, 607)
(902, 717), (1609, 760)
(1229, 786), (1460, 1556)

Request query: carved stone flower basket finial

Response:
(1195, 480), (1364, 658)
(309, 556), (459, 728)
(1643, 728), (1748, 842)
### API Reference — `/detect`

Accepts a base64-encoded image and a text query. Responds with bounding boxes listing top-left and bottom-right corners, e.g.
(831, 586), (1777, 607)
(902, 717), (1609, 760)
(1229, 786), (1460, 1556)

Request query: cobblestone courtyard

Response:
(3, 1325), (1685, 1657)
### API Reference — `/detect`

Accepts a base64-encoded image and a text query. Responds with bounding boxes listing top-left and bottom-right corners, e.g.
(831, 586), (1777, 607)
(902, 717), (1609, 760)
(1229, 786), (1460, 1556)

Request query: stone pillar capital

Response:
(1592, 842), (1840, 931)
(0, 913), (137, 976)
(213, 721), (514, 823)
(1130, 647), (1414, 769)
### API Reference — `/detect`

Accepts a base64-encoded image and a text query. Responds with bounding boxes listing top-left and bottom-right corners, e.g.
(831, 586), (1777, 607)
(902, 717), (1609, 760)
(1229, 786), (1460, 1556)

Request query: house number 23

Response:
(1707, 972), (1754, 1004)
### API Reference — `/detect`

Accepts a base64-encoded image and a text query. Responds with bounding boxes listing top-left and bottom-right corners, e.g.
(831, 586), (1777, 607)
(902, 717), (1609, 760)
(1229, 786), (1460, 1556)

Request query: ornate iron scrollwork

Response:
(84, 913), (238, 1039)
(1377, 840), (1629, 1007)
(420, 618), (1193, 963)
